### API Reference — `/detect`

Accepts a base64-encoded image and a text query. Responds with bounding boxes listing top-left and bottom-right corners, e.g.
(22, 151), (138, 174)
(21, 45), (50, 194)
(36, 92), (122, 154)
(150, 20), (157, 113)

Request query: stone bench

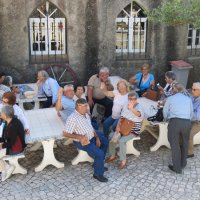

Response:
(145, 121), (200, 151)
(144, 121), (170, 152)
(126, 136), (141, 157)
(71, 149), (94, 165)
(193, 131), (200, 145)
(64, 138), (94, 165)
(3, 153), (27, 175)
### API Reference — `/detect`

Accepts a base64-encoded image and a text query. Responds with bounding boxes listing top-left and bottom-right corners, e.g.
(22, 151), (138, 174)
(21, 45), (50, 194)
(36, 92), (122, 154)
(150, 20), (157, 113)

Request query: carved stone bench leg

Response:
(71, 149), (94, 165)
(126, 137), (140, 157)
(150, 123), (170, 152)
(3, 155), (27, 175)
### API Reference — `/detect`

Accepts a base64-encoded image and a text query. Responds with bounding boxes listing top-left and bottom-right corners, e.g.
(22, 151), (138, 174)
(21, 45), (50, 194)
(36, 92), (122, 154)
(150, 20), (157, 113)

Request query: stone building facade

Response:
(0, 0), (199, 86)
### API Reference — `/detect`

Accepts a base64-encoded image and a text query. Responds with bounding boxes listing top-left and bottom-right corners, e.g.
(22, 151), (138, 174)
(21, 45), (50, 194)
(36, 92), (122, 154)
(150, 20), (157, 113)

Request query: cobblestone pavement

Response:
(1, 131), (200, 200)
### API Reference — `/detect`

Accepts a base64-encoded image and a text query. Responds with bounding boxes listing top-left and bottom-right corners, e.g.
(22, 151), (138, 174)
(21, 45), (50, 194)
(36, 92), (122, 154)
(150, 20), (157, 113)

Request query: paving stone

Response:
(1, 132), (200, 199)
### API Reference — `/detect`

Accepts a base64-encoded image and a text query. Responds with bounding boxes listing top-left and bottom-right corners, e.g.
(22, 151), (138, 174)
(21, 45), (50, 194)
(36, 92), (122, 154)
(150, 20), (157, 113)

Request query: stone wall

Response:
(0, 0), (88, 83)
(0, 0), (199, 87)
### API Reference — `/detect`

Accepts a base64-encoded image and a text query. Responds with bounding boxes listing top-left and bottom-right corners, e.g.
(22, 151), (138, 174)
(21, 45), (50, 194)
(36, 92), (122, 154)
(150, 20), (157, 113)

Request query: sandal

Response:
(105, 156), (117, 163)
(118, 160), (127, 169)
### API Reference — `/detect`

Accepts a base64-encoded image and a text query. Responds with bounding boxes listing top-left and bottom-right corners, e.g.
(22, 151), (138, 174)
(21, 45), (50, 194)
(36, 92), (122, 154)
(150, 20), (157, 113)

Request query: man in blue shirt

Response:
(187, 82), (200, 158)
(163, 83), (193, 174)
(55, 84), (75, 122)
(37, 70), (60, 108)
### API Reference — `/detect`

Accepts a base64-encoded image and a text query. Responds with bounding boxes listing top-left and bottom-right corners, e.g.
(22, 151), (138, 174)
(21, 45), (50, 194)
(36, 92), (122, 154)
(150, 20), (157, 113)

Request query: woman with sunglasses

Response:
(105, 91), (144, 169)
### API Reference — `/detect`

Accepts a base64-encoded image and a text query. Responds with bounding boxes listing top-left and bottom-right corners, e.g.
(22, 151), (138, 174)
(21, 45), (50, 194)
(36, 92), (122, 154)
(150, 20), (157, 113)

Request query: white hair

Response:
(99, 66), (109, 74)
(1, 105), (14, 118)
(165, 71), (176, 81)
(38, 70), (49, 79)
(173, 83), (185, 93)
(63, 84), (74, 91)
(193, 82), (200, 90)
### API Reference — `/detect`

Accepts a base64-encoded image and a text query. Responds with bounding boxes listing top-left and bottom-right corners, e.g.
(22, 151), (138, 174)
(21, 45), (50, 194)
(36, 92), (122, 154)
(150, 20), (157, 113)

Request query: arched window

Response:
(29, 1), (66, 63)
(116, 2), (147, 54)
(187, 24), (200, 56)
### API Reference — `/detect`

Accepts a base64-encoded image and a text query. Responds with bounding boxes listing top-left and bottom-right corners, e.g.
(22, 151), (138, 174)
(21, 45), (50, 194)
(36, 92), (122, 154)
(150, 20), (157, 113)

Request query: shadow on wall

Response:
(0, 65), (38, 84)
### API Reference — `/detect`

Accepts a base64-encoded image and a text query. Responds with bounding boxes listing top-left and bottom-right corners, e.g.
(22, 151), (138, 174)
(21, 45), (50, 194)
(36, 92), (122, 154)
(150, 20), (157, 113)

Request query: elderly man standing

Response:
(55, 84), (75, 122)
(63, 98), (109, 182)
(37, 70), (59, 108)
(187, 82), (200, 158)
(163, 83), (193, 174)
(87, 66), (113, 118)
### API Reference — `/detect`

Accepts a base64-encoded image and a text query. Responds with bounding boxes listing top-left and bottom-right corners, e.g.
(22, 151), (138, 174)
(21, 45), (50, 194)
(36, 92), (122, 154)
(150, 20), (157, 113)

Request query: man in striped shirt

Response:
(63, 98), (109, 182)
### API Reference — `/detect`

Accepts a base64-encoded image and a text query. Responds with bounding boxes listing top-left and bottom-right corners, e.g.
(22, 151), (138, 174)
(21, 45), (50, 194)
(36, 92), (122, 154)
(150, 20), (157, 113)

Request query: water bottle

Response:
(19, 85), (24, 99)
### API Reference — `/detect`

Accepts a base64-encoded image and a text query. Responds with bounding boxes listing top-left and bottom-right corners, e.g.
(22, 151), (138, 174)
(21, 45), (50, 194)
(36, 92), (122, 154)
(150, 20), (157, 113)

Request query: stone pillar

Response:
(85, 0), (99, 82)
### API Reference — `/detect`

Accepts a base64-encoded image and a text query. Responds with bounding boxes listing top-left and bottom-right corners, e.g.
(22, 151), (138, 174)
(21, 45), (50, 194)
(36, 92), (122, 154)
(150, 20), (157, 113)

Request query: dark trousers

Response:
(93, 97), (113, 118)
(73, 131), (108, 176)
(168, 118), (191, 173)
(41, 96), (52, 108)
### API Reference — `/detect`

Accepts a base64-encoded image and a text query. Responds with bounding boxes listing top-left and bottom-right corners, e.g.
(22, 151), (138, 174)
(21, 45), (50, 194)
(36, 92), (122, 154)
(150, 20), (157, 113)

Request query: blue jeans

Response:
(73, 131), (108, 176)
(91, 119), (99, 130)
(103, 116), (119, 137)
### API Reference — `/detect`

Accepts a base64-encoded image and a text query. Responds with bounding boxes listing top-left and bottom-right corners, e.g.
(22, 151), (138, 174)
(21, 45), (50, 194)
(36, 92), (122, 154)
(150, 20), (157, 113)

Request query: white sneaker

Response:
(1, 164), (15, 181)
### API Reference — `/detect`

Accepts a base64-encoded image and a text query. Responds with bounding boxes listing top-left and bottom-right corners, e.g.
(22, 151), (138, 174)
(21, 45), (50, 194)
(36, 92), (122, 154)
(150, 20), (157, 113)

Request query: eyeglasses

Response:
(77, 104), (87, 107)
(128, 97), (137, 101)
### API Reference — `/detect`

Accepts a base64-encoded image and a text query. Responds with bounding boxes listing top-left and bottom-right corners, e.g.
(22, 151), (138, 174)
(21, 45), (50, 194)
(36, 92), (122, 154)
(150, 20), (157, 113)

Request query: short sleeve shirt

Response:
(135, 73), (155, 91)
(112, 90), (128, 119)
(59, 96), (75, 122)
(64, 111), (94, 141)
(88, 74), (105, 99)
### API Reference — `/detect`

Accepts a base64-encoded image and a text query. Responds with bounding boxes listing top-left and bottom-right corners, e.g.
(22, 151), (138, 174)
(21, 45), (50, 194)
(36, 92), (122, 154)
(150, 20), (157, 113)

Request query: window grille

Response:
(115, 2), (148, 59)
(29, 1), (67, 63)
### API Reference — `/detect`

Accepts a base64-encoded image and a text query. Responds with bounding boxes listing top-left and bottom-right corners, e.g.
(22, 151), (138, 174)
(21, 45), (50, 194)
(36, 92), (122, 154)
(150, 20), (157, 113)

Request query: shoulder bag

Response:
(145, 89), (160, 101)
(119, 118), (135, 136)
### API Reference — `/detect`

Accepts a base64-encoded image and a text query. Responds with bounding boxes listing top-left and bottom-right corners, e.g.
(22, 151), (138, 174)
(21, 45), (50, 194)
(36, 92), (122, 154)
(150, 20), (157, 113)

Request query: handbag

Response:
(145, 89), (160, 101)
(147, 108), (164, 122)
(119, 118), (135, 136)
